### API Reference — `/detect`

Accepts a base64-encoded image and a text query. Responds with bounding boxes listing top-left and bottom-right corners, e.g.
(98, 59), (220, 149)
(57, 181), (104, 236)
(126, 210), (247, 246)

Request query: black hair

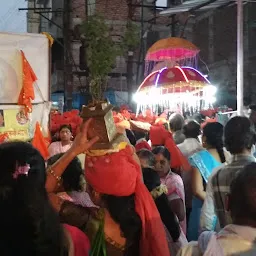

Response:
(183, 120), (201, 139)
(243, 96), (251, 107)
(224, 116), (255, 154)
(249, 104), (256, 111)
(230, 162), (256, 223)
(142, 168), (180, 242)
(125, 129), (136, 146)
(47, 153), (83, 192)
(137, 149), (155, 167)
(0, 142), (68, 255)
(133, 131), (146, 141)
(103, 194), (142, 256)
(112, 106), (120, 113)
(169, 113), (185, 132)
(152, 146), (171, 162)
(192, 114), (205, 124)
(59, 124), (72, 133)
(203, 122), (226, 163)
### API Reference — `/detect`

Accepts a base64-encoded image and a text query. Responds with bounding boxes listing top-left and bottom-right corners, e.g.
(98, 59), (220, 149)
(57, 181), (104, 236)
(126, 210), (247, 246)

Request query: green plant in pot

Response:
(80, 15), (139, 150)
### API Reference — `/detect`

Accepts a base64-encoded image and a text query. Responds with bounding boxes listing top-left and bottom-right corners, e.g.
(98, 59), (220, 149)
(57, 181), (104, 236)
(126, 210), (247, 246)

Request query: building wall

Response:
(27, 0), (175, 106)
(27, 0), (41, 33)
(70, 0), (170, 93)
(189, 3), (256, 107)
(95, 0), (130, 21)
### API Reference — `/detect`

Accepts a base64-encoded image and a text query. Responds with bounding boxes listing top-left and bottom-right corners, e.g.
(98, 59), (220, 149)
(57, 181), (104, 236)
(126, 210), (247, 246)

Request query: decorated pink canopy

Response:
(145, 37), (200, 75)
(146, 37), (199, 61)
(135, 66), (216, 114)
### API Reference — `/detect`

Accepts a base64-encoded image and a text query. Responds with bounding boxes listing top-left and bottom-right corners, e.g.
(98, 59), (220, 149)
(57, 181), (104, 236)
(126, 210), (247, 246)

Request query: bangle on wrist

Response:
(47, 166), (62, 187)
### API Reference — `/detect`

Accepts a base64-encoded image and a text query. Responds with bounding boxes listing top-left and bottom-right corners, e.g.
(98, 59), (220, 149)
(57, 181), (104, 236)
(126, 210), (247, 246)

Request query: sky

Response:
(0, 0), (27, 33)
(156, 0), (168, 6)
(0, 0), (168, 34)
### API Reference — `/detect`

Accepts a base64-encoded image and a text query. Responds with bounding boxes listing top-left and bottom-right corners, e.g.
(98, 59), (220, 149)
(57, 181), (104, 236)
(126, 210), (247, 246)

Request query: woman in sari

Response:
(46, 119), (170, 256)
(152, 146), (187, 235)
(187, 122), (230, 241)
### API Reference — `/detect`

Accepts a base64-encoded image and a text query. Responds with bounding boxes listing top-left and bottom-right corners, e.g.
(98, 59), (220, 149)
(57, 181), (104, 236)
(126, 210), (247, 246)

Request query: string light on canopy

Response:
(134, 66), (216, 115)
(145, 37), (200, 76)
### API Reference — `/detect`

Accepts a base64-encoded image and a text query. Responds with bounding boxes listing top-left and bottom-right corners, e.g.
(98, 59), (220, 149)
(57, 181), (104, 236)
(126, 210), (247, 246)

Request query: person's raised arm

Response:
(45, 119), (99, 211)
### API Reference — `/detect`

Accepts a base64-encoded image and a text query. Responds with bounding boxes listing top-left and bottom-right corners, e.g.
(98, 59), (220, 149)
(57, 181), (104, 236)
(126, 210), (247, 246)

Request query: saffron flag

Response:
(18, 51), (37, 115)
(32, 122), (49, 160)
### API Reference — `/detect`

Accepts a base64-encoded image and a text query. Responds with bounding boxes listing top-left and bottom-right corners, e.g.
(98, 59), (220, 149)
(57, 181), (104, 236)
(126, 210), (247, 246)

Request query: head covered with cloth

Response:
(85, 143), (170, 256)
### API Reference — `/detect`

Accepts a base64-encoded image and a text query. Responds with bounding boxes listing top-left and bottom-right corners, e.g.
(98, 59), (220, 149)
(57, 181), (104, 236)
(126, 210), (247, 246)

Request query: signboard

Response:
(0, 32), (50, 138)
(0, 109), (29, 141)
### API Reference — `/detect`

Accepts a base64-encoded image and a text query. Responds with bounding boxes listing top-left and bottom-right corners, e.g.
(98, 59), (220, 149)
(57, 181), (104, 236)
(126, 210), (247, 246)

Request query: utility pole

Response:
(63, 0), (73, 110)
(126, 0), (135, 107)
(237, 0), (244, 116)
(127, 51), (134, 106)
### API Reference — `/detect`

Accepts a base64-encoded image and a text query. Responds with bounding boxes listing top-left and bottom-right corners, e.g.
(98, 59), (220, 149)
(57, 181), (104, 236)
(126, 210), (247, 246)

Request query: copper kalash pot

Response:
(81, 102), (119, 150)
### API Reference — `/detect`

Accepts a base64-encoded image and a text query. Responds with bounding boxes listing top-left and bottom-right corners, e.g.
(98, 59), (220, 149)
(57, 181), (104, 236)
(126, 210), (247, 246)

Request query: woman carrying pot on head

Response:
(46, 119), (170, 256)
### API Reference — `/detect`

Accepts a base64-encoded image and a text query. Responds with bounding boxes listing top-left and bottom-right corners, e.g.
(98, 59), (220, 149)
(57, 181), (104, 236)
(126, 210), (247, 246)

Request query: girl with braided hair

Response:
(187, 122), (230, 241)
(202, 122), (230, 164)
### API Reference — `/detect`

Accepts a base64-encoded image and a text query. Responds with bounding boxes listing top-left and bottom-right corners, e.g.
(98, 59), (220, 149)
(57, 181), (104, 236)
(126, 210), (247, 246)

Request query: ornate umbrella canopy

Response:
(146, 37), (199, 61)
(145, 37), (200, 75)
(135, 66), (216, 115)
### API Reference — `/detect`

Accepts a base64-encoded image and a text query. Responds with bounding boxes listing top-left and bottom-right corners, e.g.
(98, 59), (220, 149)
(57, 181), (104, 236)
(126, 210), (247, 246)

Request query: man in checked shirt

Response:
(200, 116), (256, 232)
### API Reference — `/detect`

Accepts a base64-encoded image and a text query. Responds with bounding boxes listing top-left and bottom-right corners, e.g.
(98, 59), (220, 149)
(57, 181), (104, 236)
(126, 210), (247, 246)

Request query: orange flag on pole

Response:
(32, 122), (49, 160)
(18, 50), (37, 115)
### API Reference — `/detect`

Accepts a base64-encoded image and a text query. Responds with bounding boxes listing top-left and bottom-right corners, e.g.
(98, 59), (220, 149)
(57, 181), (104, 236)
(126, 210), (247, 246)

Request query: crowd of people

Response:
(1, 110), (256, 256)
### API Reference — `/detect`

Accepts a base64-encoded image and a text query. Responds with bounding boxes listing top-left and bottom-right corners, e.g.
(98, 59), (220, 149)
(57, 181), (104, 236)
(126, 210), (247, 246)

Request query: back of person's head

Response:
(47, 153), (84, 192)
(249, 104), (256, 112)
(0, 142), (68, 255)
(137, 149), (155, 168)
(134, 131), (146, 141)
(224, 116), (255, 154)
(229, 162), (256, 225)
(102, 194), (141, 255)
(203, 122), (226, 163)
(192, 113), (204, 124)
(183, 120), (201, 139)
(142, 168), (180, 241)
(142, 167), (161, 190)
(169, 113), (185, 132)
